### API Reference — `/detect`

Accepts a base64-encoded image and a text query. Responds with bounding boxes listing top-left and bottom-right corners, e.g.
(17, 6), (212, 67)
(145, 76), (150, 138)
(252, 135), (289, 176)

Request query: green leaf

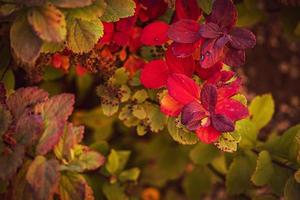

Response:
(182, 166), (211, 200)
(106, 149), (119, 175)
(0, 69), (15, 93)
(265, 125), (300, 163)
(59, 171), (94, 200)
(249, 94), (275, 130)
(102, 102), (119, 116)
(226, 151), (257, 195)
(232, 94), (248, 105)
(43, 65), (64, 81)
(67, 17), (103, 53)
(251, 150), (274, 186)
(137, 124), (147, 136)
(101, 0), (136, 22)
(76, 73), (93, 101)
(136, 134), (188, 187)
(102, 182), (127, 200)
(66, 148), (105, 172)
(189, 142), (219, 165)
(110, 68), (129, 85)
(73, 107), (114, 141)
(10, 15), (43, 64)
(269, 165), (293, 195)
(235, 119), (258, 149)
(145, 103), (166, 132)
(105, 149), (130, 175)
(28, 3), (67, 43)
(51, 0), (94, 8)
(167, 117), (198, 145)
(35, 94), (75, 155)
(214, 131), (241, 153)
(0, 105), (11, 137)
(119, 85), (131, 103)
(197, 0), (213, 14)
(26, 156), (60, 200)
(41, 41), (64, 53)
(284, 177), (300, 200)
(132, 104), (147, 120)
(54, 123), (84, 161)
(118, 105), (139, 127)
(68, 0), (107, 21)
(132, 90), (148, 103)
(119, 167), (140, 182)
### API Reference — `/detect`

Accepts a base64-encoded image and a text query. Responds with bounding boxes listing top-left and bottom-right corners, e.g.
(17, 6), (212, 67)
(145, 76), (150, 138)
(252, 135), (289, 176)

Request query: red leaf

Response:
(160, 93), (183, 117)
(35, 94), (74, 121)
(199, 22), (222, 38)
(229, 27), (256, 50)
(59, 172), (92, 200)
(200, 39), (225, 68)
(224, 48), (245, 67)
(196, 126), (221, 144)
(167, 73), (200, 105)
(166, 46), (195, 77)
(175, 0), (202, 20)
(75, 64), (88, 77)
(26, 156), (60, 200)
(170, 42), (195, 57)
(0, 145), (25, 180)
(15, 111), (43, 146)
(181, 101), (206, 131)
(140, 60), (169, 89)
(200, 84), (217, 112)
(99, 22), (114, 44)
(124, 55), (145, 77)
(139, 0), (168, 22)
(217, 78), (241, 101)
(113, 32), (130, 46)
(168, 19), (201, 43)
(35, 94), (75, 155)
(141, 21), (169, 45)
(216, 98), (249, 121)
(211, 113), (234, 132)
(196, 62), (223, 80)
(215, 35), (230, 48)
(208, 0), (237, 29)
(52, 53), (62, 68)
(36, 120), (65, 155)
(7, 87), (48, 120)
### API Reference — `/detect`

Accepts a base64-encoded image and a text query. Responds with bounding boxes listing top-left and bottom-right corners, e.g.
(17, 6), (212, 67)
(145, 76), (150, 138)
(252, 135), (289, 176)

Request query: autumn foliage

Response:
(1, 0), (300, 200)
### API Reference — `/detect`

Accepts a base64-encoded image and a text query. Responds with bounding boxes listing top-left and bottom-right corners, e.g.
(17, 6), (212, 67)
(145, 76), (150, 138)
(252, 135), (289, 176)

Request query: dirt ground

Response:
(241, 4), (300, 136)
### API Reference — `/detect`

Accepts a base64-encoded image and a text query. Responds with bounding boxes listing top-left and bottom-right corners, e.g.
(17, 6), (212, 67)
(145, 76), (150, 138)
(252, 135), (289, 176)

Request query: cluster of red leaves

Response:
(140, 0), (255, 144)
